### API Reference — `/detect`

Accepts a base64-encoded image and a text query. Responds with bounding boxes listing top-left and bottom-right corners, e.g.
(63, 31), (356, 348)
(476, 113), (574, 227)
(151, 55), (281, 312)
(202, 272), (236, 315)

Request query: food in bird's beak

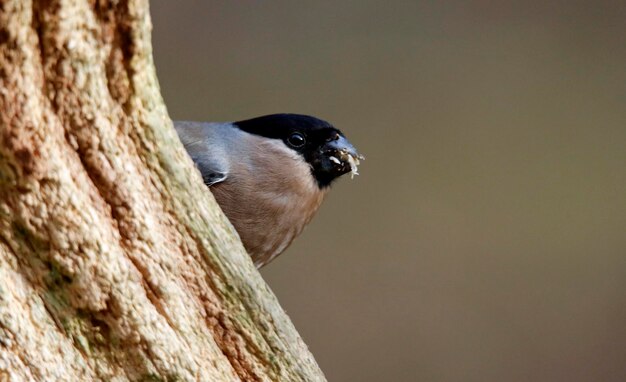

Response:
(339, 149), (364, 179)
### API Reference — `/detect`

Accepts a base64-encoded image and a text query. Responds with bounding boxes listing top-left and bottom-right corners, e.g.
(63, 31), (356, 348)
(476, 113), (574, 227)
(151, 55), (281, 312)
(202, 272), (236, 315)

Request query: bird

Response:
(174, 114), (363, 268)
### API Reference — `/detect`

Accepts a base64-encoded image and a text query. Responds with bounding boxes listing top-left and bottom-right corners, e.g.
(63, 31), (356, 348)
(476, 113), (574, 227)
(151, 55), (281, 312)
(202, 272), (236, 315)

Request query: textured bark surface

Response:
(0, 1), (325, 381)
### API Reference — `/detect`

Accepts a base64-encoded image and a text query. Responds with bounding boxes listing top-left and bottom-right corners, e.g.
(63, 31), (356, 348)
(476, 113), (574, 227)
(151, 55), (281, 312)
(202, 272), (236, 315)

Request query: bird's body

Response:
(175, 114), (362, 267)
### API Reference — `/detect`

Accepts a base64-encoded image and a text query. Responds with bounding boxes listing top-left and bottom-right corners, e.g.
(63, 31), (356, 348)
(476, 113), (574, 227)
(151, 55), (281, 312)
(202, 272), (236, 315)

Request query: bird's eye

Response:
(287, 132), (306, 148)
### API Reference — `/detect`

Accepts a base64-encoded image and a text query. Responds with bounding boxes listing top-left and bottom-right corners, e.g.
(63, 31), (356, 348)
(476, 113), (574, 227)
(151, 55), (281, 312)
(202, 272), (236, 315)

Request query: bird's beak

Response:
(322, 135), (364, 178)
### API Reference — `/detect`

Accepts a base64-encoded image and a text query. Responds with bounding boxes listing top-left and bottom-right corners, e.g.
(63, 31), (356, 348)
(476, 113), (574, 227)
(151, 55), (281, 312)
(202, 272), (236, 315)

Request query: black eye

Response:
(287, 132), (306, 148)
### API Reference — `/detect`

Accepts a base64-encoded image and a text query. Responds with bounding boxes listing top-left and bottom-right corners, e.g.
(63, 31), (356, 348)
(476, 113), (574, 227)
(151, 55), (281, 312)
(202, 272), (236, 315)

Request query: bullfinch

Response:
(175, 114), (363, 268)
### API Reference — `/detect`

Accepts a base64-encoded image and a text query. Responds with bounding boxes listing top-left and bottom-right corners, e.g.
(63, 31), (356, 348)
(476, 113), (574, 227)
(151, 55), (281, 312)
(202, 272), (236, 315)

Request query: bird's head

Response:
(234, 114), (364, 188)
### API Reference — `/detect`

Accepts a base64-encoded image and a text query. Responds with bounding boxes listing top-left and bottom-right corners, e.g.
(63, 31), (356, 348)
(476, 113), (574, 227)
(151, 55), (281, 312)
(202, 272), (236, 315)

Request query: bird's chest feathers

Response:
(211, 137), (327, 264)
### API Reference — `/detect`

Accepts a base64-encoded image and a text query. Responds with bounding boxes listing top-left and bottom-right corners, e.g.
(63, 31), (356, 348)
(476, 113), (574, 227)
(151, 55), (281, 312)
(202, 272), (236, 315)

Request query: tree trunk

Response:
(0, 1), (326, 381)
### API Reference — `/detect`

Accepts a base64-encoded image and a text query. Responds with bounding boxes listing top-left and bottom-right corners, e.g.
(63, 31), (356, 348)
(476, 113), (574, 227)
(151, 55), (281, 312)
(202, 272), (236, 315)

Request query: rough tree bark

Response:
(0, 1), (326, 381)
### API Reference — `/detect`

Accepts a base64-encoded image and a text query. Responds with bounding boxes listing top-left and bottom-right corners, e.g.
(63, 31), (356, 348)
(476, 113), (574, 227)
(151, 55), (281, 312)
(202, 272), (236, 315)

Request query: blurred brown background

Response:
(151, 1), (626, 381)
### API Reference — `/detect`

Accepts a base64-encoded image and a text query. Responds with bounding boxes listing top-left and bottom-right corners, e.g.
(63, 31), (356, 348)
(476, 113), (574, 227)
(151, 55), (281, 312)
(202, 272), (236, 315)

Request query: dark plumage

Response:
(175, 114), (362, 267)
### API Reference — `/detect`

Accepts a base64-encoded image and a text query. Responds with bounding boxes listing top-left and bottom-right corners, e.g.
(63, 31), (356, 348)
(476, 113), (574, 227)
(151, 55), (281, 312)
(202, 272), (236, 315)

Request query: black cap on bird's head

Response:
(234, 114), (363, 188)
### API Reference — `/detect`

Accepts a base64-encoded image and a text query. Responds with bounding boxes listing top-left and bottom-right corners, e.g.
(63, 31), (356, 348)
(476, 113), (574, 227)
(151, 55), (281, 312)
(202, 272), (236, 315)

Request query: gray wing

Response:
(174, 121), (229, 186)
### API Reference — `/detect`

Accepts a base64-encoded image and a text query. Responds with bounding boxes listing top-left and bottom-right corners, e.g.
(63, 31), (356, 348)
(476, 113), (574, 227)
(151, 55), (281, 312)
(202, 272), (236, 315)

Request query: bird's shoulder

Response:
(174, 121), (232, 186)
